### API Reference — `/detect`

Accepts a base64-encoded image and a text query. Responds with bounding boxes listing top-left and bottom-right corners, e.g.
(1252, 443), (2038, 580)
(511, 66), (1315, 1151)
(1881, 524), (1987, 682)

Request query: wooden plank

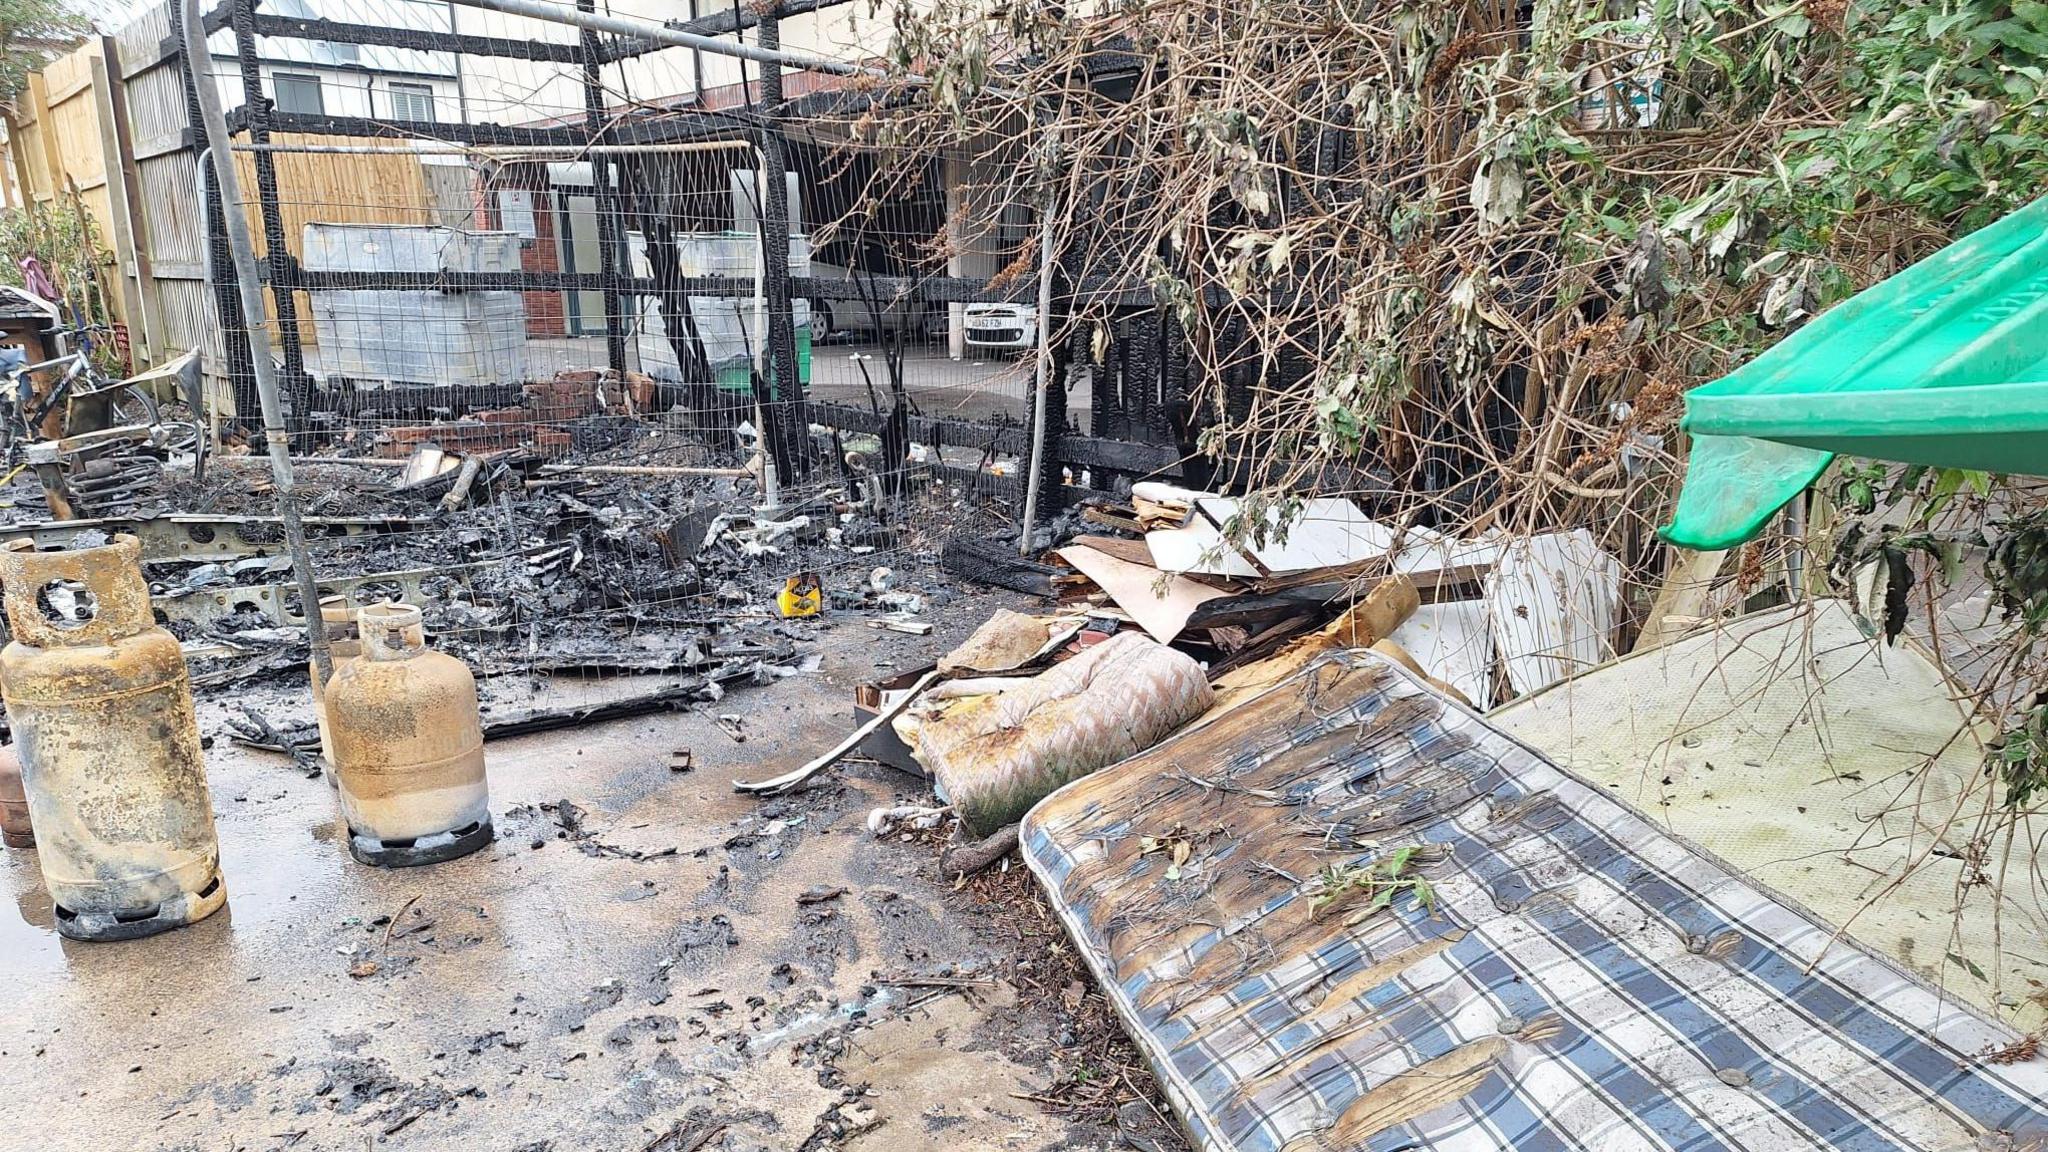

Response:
(0, 112), (21, 209)
(132, 132), (192, 162)
(1061, 535), (1156, 567)
(25, 73), (63, 204)
(92, 46), (156, 364)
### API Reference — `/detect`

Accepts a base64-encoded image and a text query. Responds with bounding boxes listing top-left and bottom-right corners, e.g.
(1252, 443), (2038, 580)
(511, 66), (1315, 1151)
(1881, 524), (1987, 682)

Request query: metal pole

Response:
(441, 0), (882, 78)
(751, 167), (780, 512)
(180, 0), (333, 685)
(173, 0), (260, 430)
(1016, 199), (1057, 555)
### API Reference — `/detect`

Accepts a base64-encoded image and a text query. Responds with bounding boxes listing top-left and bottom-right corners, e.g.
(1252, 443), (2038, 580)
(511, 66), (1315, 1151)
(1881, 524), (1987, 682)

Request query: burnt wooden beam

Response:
(940, 536), (1057, 597)
(249, 15), (589, 62)
(596, 0), (860, 63)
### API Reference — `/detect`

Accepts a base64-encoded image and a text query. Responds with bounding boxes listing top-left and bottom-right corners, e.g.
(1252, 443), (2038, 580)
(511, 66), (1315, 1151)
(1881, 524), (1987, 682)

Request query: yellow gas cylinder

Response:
(309, 600), (362, 788)
(0, 535), (224, 940)
(325, 603), (492, 867)
(0, 742), (33, 849)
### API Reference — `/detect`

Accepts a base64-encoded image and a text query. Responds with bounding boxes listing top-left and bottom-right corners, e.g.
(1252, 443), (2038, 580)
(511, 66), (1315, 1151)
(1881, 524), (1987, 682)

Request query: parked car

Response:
(804, 263), (943, 343)
(963, 303), (1036, 351)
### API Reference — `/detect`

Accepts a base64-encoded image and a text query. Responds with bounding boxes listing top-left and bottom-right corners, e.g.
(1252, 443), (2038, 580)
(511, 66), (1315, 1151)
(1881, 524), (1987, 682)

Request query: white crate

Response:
(671, 231), (811, 278)
(302, 223), (527, 387)
(301, 223), (522, 275)
(627, 232), (809, 379)
(309, 290), (527, 388)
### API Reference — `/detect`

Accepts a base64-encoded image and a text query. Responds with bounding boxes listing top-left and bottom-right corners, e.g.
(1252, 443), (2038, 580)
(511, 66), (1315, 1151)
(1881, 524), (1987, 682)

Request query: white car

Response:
(963, 303), (1037, 350)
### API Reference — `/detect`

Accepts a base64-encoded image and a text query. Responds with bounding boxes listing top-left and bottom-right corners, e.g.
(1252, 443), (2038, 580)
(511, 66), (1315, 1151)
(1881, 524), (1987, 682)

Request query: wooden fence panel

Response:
(233, 135), (438, 346)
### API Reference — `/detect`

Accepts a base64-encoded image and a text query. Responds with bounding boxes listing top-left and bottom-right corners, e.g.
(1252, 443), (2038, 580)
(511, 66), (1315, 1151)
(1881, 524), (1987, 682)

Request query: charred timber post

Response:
(181, 0), (334, 686)
(171, 0), (259, 425)
(228, 0), (311, 424)
(754, 10), (811, 483)
(579, 0), (629, 376)
(1017, 157), (1060, 553)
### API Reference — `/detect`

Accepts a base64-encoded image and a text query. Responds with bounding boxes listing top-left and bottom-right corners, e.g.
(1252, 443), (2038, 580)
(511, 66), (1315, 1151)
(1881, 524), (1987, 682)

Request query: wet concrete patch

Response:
(0, 606), (1132, 1150)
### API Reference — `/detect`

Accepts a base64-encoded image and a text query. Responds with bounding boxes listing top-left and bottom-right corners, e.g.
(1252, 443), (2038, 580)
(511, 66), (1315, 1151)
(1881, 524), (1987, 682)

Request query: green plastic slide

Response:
(1662, 195), (2048, 550)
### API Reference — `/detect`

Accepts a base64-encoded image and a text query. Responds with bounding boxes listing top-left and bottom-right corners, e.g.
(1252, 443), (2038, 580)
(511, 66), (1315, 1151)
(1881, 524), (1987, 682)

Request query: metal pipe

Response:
(440, 0), (880, 78)
(203, 457), (748, 478)
(180, 0), (334, 685)
(229, 140), (754, 156)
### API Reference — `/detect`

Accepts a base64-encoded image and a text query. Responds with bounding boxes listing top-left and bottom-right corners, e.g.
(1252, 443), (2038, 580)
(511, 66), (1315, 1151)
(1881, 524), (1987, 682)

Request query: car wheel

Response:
(807, 301), (833, 345)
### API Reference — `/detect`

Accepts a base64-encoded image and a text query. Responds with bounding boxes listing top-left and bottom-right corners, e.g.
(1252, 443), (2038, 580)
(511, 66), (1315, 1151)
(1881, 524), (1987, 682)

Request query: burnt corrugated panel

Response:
(1021, 652), (2048, 1152)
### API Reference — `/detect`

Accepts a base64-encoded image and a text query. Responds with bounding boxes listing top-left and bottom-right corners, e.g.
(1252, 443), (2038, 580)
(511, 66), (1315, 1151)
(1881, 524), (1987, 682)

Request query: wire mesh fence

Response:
(0, 0), (1062, 704)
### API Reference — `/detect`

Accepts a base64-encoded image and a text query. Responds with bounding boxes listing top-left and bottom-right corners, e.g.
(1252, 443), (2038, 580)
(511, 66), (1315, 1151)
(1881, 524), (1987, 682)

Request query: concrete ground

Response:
(0, 598), (1152, 1152)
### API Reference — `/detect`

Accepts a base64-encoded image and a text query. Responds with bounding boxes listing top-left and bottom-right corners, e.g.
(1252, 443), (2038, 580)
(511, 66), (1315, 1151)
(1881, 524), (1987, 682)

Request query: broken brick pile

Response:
(374, 369), (655, 459)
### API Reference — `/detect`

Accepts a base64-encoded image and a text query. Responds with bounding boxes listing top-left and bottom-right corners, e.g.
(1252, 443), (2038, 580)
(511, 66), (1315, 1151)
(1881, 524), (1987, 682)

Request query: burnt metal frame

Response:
(183, 0), (1195, 499)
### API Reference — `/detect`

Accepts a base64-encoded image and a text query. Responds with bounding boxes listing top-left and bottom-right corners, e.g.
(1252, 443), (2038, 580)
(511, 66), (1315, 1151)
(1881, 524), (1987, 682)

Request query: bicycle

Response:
(1, 327), (203, 458)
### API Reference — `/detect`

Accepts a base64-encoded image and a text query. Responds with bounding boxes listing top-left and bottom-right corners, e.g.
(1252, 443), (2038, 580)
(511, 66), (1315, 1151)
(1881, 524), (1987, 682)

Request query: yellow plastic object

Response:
(776, 572), (822, 618)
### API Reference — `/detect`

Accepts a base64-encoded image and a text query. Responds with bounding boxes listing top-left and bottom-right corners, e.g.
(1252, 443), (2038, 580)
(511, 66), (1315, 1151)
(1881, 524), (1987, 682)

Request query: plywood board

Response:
(1484, 528), (1620, 696)
(1193, 496), (1395, 575)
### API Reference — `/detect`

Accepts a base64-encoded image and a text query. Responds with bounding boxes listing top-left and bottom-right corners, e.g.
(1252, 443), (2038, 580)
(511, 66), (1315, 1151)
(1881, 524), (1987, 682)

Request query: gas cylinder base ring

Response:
(348, 819), (495, 868)
(51, 872), (227, 942)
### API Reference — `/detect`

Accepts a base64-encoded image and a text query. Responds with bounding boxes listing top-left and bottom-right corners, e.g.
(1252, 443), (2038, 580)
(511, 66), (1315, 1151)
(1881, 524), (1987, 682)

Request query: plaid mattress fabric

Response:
(1021, 651), (2048, 1152)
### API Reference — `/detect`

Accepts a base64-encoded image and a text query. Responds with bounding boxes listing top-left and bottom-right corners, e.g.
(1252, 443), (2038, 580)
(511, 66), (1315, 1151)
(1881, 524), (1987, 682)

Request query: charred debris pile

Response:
(0, 369), (1005, 740)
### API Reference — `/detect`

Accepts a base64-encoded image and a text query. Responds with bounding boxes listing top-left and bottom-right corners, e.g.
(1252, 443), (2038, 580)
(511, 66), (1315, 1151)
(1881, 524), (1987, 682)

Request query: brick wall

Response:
(521, 194), (567, 340)
(485, 172), (568, 340)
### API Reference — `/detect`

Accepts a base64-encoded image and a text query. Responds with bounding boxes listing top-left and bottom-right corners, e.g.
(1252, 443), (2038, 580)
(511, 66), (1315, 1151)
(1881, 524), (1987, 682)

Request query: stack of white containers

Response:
(627, 231), (809, 381)
(301, 223), (528, 388)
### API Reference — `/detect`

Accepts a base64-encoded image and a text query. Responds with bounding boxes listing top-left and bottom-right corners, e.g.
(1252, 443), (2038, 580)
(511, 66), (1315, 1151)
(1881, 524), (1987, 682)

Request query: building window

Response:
(272, 72), (324, 116)
(389, 82), (436, 123)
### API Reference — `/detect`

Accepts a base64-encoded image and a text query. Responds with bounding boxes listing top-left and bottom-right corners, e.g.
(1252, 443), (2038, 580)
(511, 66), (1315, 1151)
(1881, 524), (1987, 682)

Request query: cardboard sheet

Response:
(1055, 545), (1230, 644)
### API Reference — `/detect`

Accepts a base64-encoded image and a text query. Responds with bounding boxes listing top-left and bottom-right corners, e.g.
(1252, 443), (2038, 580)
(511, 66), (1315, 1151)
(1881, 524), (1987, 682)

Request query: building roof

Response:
(189, 0), (460, 77)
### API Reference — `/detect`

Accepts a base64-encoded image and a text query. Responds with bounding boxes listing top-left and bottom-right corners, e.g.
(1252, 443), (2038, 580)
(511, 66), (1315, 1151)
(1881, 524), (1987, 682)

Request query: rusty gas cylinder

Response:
(0, 742), (33, 849)
(326, 602), (492, 867)
(0, 535), (224, 940)
(309, 600), (362, 788)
